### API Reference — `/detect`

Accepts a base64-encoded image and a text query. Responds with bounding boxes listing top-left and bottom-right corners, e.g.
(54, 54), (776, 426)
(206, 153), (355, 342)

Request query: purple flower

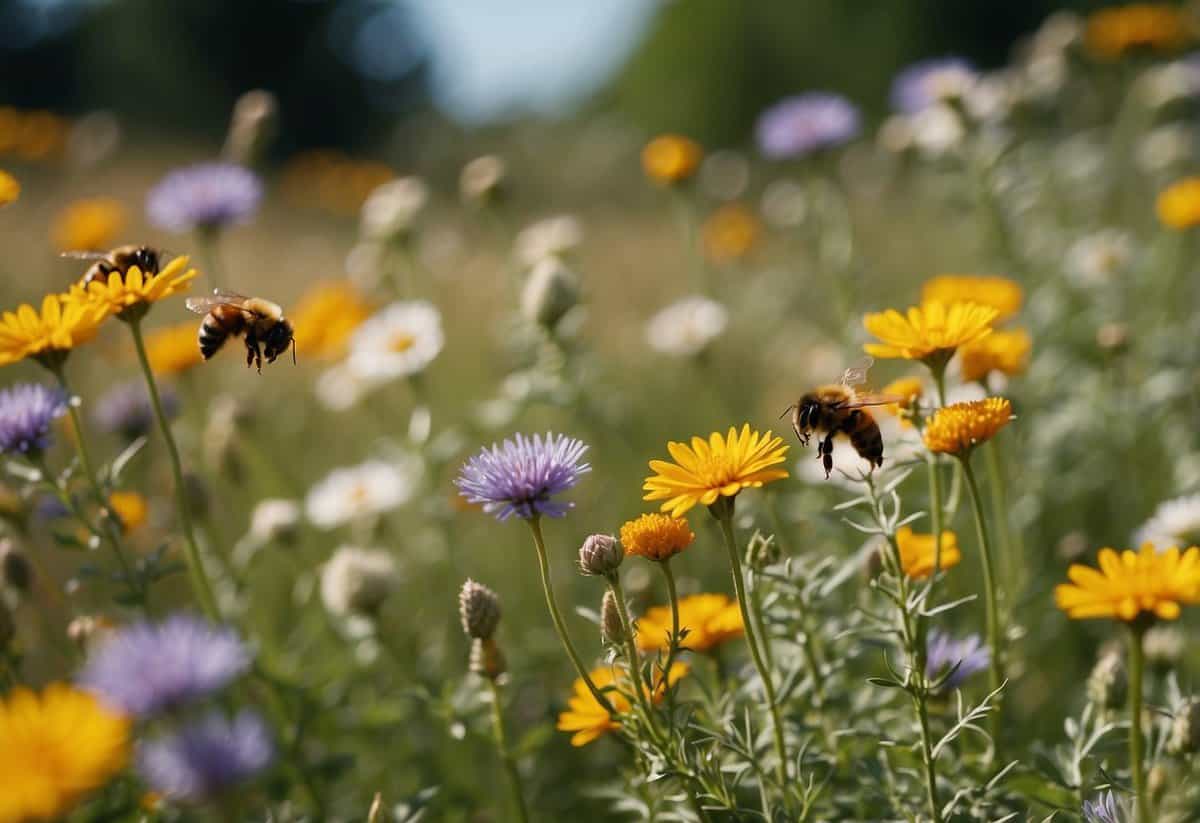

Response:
(0, 383), (68, 457)
(138, 710), (274, 801)
(146, 162), (263, 233)
(79, 614), (251, 717)
(92, 379), (178, 442)
(755, 93), (861, 159)
(925, 629), (990, 693)
(1083, 791), (1125, 823)
(890, 57), (978, 113)
(455, 432), (590, 521)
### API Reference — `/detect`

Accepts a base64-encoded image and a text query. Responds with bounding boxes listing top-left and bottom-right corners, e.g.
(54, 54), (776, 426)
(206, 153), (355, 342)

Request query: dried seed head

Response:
(469, 637), (506, 680)
(1169, 699), (1200, 755)
(458, 579), (502, 640)
(1087, 650), (1127, 710)
(600, 589), (626, 645)
(577, 534), (623, 577)
(0, 540), (31, 594)
(521, 258), (580, 331)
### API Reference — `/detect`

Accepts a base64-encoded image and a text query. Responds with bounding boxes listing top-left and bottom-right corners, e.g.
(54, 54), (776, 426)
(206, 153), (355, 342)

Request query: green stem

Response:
(715, 502), (789, 791)
(982, 438), (1018, 590)
(608, 577), (658, 733)
(916, 693), (943, 823)
(960, 456), (1003, 749)
(927, 452), (944, 578)
(525, 517), (615, 713)
(657, 559), (682, 692)
(487, 678), (531, 823)
(1129, 625), (1148, 823)
(129, 319), (220, 621)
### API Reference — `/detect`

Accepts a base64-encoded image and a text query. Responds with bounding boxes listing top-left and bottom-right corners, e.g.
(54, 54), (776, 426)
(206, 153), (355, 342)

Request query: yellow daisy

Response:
(702, 203), (761, 264)
(923, 397), (1014, 456)
(0, 683), (130, 823)
(881, 376), (924, 425)
(641, 134), (702, 186)
(959, 328), (1032, 383)
(635, 593), (744, 653)
(555, 662), (689, 747)
(145, 321), (203, 376)
(0, 170), (18, 207)
(51, 198), (127, 252)
(64, 256), (197, 322)
(290, 280), (374, 360)
(643, 424), (789, 518)
(895, 526), (962, 579)
(1085, 3), (1193, 60)
(1156, 177), (1200, 230)
(920, 275), (1023, 322)
(1056, 544), (1200, 621)
(109, 491), (148, 533)
(0, 294), (107, 369)
(619, 513), (695, 562)
(863, 301), (998, 366)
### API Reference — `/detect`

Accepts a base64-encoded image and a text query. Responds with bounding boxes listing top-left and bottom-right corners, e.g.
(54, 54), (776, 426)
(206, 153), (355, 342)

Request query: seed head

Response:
(458, 579), (502, 640)
(578, 534), (623, 577)
(600, 589), (626, 645)
(469, 637), (506, 680)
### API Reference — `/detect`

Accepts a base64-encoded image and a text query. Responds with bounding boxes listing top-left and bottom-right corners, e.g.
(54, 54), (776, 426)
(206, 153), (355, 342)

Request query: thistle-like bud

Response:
(1143, 625), (1186, 672)
(600, 589), (627, 645)
(1169, 699), (1200, 755)
(459, 155), (507, 206)
(459, 579), (502, 640)
(470, 637), (506, 680)
(1087, 651), (1128, 711)
(0, 540), (31, 594)
(223, 89), (278, 168)
(521, 258), (580, 331)
(578, 534), (623, 577)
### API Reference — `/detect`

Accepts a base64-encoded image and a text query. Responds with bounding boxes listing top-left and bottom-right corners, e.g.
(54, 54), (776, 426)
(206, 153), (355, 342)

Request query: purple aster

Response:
(79, 613), (251, 717)
(1083, 791), (1125, 823)
(755, 92), (861, 159)
(138, 710), (274, 802)
(455, 432), (590, 521)
(0, 383), (68, 457)
(92, 379), (178, 442)
(146, 162), (263, 233)
(890, 57), (978, 113)
(925, 629), (990, 693)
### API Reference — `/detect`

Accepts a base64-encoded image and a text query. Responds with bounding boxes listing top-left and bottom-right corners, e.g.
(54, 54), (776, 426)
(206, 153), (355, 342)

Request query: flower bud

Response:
(578, 534), (623, 577)
(1087, 651), (1128, 711)
(458, 579), (502, 640)
(0, 540), (31, 594)
(320, 547), (398, 618)
(223, 89), (278, 168)
(249, 499), (302, 546)
(459, 155), (507, 206)
(360, 177), (428, 241)
(1169, 699), (1200, 755)
(600, 589), (626, 645)
(521, 258), (580, 331)
(470, 637), (506, 680)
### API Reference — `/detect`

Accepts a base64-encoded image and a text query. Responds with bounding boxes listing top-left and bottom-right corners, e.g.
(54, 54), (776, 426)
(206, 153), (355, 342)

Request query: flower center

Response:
(388, 332), (415, 353)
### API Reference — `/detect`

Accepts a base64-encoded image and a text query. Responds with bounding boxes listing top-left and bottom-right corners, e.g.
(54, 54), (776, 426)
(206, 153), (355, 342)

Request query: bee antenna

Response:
(778, 404), (796, 420)
(291, 338), (297, 365)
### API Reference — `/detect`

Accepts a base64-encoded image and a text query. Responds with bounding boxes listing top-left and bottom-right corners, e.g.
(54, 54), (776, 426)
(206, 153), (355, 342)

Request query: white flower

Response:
(911, 105), (966, 156)
(249, 499), (302, 544)
(521, 258), (580, 328)
(645, 296), (728, 357)
(513, 215), (583, 267)
(314, 364), (370, 412)
(1133, 493), (1200, 549)
(360, 177), (429, 239)
(1065, 230), (1133, 287)
(306, 460), (417, 529)
(320, 546), (398, 617)
(347, 301), (444, 383)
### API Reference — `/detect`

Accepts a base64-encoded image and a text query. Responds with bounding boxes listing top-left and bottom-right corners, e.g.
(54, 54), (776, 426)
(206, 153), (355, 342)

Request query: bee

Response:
(185, 290), (296, 373)
(63, 245), (163, 288)
(783, 358), (901, 479)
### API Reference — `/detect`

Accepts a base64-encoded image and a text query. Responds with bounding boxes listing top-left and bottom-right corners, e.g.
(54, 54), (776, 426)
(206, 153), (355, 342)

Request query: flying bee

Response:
(63, 245), (164, 288)
(185, 290), (295, 373)
(783, 358), (902, 479)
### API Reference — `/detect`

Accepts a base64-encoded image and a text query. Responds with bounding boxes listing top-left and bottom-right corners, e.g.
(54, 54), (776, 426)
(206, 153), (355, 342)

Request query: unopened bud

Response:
(470, 637), (506, 680)
(521, 258), (580, 331)
(361, 177), (429, 241)
(458, 579), (502, 640)
(0, 540), (31, 594)
(1087, 651), (1127, 711)
(1169, 699), (1200, 755)
(249, 499), (302, 546)
(578, 534), (623, 577)
(600, 589), (626, 645)
(459, 155), (507, 206)
(223, 90), (278, 168)
(320, 547), (398, 618)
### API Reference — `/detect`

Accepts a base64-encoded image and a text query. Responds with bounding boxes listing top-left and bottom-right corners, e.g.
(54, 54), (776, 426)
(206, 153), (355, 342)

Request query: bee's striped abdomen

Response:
(198, 315), (228, 360)
(846, 410), (884, 467)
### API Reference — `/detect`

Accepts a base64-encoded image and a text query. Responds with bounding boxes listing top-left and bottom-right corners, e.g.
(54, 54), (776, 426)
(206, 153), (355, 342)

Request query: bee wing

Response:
(185, 293), (248, 316)
(60, 251), (109, 261)
(841, 393), (906, 409)
(839, 356), (875, 387)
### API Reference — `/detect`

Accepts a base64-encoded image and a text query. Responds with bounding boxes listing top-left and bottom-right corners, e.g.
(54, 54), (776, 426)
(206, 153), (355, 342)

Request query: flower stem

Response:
(916, 692), (943, 823)
(525, 517), (615, 713)
(608, 576), (659, 733)
(927, 452), (944, 577)
(982, 438), (1019, 589)
(959, 455), (1003, 748)
(657, 558), (682, 692)
(129, 318), (220, 621)
(714, 502), (789, 790)
(1129, 624), (1148, 823)
(487, 678), (531, 823)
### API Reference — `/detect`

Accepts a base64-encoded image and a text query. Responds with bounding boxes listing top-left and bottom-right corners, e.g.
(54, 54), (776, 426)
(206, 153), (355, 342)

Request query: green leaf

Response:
(107, 436), (148, 483)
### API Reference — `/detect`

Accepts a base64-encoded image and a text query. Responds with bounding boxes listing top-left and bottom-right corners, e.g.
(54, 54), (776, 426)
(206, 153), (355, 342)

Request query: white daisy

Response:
(360, 177), (429, 240)
(513, 214), (583, 267)
(1065, 230), (1133, 288)
(306, 459), (417, 529)
(645, 296), (728, 357)
(1133, 493), (1200, 549)
(347, 301), (444, 383)
(320, 546), (398, 617)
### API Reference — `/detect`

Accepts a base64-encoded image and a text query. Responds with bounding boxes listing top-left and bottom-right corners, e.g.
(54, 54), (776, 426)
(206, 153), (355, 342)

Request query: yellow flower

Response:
(619, 513), (695, 561)
(881, 376), (924, 425)
(1156, 177), (1200, 230)
(922, 397), (1014, 456)
(0, 683), (130, 823)
(556, 662), (689, 747)
(863, 301), (998, 365)
(290, 280), (374, 360)
(0, 170), (18, 207)
(109, 491), (148, 533)
(701, 203), (761, 264)
(643, 424), (789, 518)
(51, 198), (127, 252)
(1085, 3), (1193, 60)
(635, 593), (744, 653)
(641, 134), (702, 185)
(145, 322), (203, 376)
(0, 294), (106, 368)
(895, 526), (962, 579)
(959, 328), (1032, 383)
(1055, 544), (1200, 621)
(920, 275), (1022, 322)
(64, 256), (197, 321)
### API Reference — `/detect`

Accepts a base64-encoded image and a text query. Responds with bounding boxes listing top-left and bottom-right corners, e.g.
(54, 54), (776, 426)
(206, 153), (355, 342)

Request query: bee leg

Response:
(821, 433), (835, 478)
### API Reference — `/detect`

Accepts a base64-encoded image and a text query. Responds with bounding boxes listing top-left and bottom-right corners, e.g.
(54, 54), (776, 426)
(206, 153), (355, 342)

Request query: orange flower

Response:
(556, 663), (689, 746)
(702, 204), (761, 264)
(1056, 544), (1200, 621)
(619, 513), (695, 561)
(641, 134), (702, 185)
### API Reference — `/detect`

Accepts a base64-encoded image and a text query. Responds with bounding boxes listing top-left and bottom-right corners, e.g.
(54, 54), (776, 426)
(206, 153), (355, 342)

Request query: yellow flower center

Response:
(388, 332), (416, 353)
